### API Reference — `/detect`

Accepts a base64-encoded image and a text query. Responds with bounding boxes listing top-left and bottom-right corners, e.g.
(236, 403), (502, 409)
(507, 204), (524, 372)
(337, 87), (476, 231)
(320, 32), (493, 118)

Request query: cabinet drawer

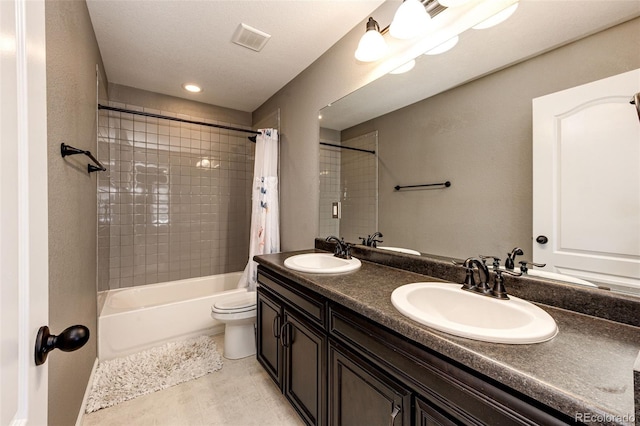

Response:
(257, 268), (326, 328)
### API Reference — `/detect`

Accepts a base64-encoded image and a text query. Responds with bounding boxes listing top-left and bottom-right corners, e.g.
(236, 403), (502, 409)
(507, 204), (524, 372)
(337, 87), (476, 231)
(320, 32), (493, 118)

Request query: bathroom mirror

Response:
(317, 2), (640, 295)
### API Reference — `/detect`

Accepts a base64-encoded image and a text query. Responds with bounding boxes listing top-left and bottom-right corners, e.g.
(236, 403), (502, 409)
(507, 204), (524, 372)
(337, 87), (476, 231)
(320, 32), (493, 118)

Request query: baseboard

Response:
(75, 358), (98, 426)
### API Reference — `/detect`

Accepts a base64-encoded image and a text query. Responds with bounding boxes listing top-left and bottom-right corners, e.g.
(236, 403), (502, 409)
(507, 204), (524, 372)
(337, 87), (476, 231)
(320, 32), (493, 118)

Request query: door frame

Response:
(0, 0), (49, 423)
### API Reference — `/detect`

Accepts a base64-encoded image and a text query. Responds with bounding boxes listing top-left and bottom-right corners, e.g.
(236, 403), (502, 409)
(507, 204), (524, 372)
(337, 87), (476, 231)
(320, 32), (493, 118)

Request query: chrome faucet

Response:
(359, 232), (383, 247)
(325, 236), (352, 259)
(505, 247), (524, 270)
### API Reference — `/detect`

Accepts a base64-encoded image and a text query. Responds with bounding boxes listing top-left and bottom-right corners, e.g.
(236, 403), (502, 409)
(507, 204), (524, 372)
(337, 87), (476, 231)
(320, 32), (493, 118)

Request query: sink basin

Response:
(499, 266), (596, 287)
(284, 253), (361, 274)
(391, 282), (557, 344)
(377, 246), (421, 256)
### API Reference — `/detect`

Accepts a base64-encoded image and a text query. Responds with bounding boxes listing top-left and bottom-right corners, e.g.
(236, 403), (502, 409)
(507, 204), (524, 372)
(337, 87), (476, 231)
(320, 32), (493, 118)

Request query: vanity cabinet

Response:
(256, 270), (327, 426)
(256, 266), (573, 426)
(329, 340), (411, 426)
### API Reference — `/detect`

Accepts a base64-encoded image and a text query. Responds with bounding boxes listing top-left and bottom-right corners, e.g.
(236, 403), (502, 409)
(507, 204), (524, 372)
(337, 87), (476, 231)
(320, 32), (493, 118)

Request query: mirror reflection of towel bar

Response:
(631, 92), (640, 122)
(394, 181), (451, 191)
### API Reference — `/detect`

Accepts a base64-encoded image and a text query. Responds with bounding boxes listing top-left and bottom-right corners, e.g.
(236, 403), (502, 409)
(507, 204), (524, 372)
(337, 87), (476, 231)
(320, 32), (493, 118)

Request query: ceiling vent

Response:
(231, 23), (271, 52)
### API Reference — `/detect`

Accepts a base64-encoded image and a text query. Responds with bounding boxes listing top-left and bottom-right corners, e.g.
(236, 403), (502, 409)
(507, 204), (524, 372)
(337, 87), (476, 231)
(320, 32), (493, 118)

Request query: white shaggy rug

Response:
(86, 336), (223, 413)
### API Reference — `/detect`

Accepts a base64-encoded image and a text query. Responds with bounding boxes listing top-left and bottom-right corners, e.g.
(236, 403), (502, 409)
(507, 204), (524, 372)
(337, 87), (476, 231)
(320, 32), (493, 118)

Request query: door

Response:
(329, 342), (410, 426)
(282, 309), (326, 426)
(533, 69), (640, 292)
(256, 288), (283, 387)
(0, 0), (49, 424)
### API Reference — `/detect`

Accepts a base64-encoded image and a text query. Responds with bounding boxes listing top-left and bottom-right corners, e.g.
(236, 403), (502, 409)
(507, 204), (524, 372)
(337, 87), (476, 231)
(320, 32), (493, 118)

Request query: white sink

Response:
(499, 266), (596, 288)
(377, 246), (421, 256)
(284, 253), (361, 274)
(391, 282), (558, 344)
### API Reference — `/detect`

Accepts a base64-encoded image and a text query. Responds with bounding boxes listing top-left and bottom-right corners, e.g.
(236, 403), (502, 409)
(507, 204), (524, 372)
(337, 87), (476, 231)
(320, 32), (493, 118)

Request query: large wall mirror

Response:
(318, 1), (640, 296)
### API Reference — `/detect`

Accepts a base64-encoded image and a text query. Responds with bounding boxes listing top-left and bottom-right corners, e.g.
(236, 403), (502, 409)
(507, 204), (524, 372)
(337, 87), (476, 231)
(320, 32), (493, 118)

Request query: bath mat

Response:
(85, 335), (223, 413)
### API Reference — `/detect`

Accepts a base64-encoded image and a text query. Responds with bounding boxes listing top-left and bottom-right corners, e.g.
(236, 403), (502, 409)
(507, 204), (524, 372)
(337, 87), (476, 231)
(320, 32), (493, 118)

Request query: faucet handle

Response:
(452, 259), (476, 290)
(479, 255), (501, 270)
(518, 260), (546, 274)
(491, 269), (522, 300)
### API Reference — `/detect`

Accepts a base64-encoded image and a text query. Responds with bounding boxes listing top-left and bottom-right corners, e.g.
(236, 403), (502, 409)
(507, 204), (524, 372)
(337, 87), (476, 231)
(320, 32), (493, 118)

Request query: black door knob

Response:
(536, 235), (549, 244)
(34, 325), (90, 366)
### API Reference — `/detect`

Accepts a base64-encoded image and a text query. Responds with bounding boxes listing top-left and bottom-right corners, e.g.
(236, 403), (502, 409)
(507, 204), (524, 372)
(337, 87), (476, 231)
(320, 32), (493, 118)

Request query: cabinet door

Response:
(329, 342), (410, 426)
(415, 397), (458, 426)
(282, 309), (327, 426)
(257, 287), (283, 387)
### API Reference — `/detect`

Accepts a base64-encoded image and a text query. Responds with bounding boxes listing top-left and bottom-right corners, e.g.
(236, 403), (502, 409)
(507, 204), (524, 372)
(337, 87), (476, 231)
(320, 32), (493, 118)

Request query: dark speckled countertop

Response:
(254, 250), (640, 426)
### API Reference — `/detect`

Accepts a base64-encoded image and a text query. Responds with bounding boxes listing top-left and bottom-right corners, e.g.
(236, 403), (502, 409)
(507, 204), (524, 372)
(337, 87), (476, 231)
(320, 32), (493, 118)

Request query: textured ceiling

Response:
(86, 0), (388, 112)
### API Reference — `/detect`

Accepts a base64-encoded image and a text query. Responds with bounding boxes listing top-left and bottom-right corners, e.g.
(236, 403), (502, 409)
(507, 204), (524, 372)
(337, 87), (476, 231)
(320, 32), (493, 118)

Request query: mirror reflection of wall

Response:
(318, 17), (640, 294)
(319, 130), (378, 243)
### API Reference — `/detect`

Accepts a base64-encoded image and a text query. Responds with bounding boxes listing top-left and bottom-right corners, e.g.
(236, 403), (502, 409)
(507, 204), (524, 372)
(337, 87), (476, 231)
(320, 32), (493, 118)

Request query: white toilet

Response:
(210, 290), (257, 359)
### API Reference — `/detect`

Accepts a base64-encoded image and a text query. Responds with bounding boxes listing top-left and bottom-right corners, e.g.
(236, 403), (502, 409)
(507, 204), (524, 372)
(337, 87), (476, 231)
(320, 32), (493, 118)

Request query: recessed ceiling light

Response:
(182, 83), (202, 93)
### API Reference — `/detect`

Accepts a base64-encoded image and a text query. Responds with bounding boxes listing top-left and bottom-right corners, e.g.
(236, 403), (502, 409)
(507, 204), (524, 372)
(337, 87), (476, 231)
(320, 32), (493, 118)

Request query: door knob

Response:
(34, 325), (90, 366)
(536, 235), (549, 244)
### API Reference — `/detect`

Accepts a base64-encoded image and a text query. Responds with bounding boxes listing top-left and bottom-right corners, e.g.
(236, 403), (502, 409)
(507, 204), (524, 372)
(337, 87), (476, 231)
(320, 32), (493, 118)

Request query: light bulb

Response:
(390, 0), (431, 40)
(355, 18), (387, 62)
(182, 83), (202, 93)
(473, 3), (519, 29)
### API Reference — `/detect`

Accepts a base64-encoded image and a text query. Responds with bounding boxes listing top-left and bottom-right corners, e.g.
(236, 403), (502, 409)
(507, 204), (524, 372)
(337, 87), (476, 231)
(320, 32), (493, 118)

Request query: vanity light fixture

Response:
(182, 83), (202, 93)
(437, 0), (473, 7)
(355, 17), (387, 62)
(389, 0), (432, 40)
(472, 2), (519, 29)
(424, 35), (459, 55)
(355, 0), (519, 66)
(390, 59), (416, 74)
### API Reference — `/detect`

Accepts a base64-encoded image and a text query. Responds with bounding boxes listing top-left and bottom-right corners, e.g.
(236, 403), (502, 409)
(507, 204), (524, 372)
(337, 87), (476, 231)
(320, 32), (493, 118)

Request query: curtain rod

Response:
(320, 141), (376, 155)
(98, 104), (260, 135)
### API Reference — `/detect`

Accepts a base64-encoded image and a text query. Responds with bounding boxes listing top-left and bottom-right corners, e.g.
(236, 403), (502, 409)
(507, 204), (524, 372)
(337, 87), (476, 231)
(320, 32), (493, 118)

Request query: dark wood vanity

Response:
(254, 249), (640, 426)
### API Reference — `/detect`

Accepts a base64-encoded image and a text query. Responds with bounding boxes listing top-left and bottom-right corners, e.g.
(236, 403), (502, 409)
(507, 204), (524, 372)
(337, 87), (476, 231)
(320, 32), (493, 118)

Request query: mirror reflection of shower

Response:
(319, 130), (378, 242)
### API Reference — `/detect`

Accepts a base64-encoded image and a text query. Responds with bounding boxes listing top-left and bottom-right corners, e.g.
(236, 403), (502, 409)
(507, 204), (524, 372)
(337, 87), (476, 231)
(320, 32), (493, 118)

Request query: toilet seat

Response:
(211, 291), (256, 315)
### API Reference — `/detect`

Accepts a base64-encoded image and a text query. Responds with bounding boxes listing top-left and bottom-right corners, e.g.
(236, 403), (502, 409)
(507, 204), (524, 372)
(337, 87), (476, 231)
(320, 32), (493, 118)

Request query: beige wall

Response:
(45, 0), (107, 424)
(342, 17), (640, 259)
(255, 11), (640, 254)
(253, 2), (398, 251)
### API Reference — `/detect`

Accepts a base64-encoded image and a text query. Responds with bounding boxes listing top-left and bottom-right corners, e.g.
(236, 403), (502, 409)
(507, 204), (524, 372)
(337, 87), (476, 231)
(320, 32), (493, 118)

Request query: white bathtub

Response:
(98, 271), (244, 360)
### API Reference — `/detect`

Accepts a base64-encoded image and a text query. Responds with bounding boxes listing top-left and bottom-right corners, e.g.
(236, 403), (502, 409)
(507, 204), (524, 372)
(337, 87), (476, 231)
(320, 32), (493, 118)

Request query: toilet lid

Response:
(212, 291), (257, 314)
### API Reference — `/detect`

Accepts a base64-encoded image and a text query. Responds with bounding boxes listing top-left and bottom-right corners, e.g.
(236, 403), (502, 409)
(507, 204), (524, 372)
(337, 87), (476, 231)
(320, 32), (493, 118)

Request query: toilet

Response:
(210, 290), (257, 359)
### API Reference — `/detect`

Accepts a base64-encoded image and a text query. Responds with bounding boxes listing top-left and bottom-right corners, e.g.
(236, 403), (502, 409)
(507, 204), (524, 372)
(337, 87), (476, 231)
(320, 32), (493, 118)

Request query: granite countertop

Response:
(254, 250), (640, 426)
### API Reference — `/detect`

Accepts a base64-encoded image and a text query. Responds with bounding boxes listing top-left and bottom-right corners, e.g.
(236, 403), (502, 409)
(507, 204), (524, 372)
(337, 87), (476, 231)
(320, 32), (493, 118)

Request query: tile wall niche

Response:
(98, 102), (254, 290)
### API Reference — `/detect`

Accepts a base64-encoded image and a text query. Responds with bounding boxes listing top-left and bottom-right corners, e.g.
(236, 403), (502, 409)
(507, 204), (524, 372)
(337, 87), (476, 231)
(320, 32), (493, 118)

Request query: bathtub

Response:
(98, 271), (244, 360)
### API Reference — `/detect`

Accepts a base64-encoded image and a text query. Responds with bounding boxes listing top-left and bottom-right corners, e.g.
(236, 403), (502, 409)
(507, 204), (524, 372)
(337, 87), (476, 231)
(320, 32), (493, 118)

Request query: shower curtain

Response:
(239, 129), (280, 291)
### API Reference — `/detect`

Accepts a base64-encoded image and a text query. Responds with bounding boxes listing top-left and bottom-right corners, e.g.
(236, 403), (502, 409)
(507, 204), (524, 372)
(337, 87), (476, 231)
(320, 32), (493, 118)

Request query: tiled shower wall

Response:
(98, 102), (254, 291)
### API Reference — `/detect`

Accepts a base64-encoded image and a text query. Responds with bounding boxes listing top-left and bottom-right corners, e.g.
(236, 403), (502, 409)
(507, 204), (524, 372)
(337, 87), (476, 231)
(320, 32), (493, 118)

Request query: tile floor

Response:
(82, 335), (303, 426)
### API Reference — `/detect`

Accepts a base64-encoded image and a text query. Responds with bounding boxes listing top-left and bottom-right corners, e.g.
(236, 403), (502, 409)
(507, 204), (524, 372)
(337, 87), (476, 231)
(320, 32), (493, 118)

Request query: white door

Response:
(533, 69), (640, 293)
(1, 0), (49, 424)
